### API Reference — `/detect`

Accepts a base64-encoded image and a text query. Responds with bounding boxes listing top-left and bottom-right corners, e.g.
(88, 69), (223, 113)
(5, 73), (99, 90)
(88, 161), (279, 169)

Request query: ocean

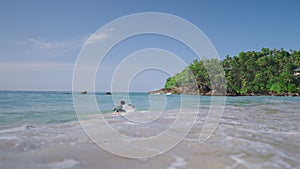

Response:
(0, 91), (299, 169)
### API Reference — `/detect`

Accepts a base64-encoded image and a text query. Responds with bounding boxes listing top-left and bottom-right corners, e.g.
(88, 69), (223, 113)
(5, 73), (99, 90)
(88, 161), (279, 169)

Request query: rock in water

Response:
(80, 91), (87, 94)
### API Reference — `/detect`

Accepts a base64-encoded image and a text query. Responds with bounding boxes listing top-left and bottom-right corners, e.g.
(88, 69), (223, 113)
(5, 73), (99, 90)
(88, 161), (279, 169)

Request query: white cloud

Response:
(27, 38), (67, 49)
(24, 36), (86, 58)
(25, 28), (114, 57)
(26, 28), (113, 56)
(85, 28), (113, 45)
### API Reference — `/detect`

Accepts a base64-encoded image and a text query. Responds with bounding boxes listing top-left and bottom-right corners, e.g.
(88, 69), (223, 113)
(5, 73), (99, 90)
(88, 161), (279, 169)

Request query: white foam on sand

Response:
(45, 159), (80, 169)
(228, 154), (264, 169)
(167, 156), (187, 169)
(0, 124), (38, 134)
(0, 125), (27, 134)
(0, 136), (19, 140)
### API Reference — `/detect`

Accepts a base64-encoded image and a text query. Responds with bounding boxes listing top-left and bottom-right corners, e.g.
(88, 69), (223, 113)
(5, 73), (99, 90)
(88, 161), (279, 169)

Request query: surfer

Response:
(113, 100), (135, 115)
(113, 100), (126, 113)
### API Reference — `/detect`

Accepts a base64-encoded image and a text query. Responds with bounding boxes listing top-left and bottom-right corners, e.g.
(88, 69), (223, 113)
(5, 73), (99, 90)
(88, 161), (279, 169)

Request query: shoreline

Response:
(148, 87), (300, 97)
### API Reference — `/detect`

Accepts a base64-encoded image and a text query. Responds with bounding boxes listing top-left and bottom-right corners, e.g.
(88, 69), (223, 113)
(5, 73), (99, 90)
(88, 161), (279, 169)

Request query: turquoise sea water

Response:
(0, 91), (299, 169)
(0, 90), (299, 129)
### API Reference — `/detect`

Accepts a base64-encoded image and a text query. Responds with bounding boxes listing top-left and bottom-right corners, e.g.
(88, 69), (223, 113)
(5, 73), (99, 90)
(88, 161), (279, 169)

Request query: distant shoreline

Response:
(148, 87), (300, 97)
(0, 90), (299, 96)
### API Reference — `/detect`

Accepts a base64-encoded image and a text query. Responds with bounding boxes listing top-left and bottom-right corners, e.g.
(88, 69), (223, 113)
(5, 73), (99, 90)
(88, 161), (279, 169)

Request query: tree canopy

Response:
(164, 48), (300, 95)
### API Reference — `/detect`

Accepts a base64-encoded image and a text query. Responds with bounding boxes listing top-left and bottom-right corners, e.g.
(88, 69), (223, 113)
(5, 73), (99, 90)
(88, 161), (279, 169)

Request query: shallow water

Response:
(0, 91), (299, 169)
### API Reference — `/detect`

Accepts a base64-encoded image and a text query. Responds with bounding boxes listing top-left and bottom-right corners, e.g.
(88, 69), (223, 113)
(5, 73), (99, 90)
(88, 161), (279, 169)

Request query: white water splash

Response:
(167, 156), (187, 169)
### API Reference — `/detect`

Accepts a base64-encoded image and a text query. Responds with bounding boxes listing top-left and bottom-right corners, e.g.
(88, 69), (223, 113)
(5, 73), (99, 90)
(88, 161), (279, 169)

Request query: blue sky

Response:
(0, 0), (299, 91)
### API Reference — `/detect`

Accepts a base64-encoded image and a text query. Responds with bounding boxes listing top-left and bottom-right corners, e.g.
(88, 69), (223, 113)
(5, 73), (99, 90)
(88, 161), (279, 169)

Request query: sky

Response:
(0, 0), (300, 91)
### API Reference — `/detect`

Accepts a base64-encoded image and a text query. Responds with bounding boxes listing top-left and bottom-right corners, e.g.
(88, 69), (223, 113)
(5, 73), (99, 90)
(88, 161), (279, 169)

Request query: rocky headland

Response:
(149, 85), (300, 96)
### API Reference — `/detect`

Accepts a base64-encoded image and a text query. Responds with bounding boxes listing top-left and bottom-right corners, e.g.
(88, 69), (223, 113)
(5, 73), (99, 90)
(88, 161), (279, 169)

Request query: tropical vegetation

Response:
(164, 48), (300, 95)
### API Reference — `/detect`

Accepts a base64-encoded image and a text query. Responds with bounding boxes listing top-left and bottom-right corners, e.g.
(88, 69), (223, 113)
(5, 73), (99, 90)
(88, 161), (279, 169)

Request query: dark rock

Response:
(80, 91), (87, 94)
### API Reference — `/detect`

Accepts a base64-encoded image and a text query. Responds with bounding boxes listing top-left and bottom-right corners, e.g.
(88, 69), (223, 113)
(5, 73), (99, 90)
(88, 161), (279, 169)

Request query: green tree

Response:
(163, 48), (300, 95)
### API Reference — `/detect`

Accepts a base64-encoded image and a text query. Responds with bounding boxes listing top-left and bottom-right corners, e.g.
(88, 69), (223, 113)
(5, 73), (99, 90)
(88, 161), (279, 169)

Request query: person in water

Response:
(113, 100), (126, 113)
(113, 100), (135, 115)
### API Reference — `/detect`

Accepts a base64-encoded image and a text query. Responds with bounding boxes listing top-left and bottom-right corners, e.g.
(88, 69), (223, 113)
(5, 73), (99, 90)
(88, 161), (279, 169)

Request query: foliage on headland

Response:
(161, 48), (300, 96)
